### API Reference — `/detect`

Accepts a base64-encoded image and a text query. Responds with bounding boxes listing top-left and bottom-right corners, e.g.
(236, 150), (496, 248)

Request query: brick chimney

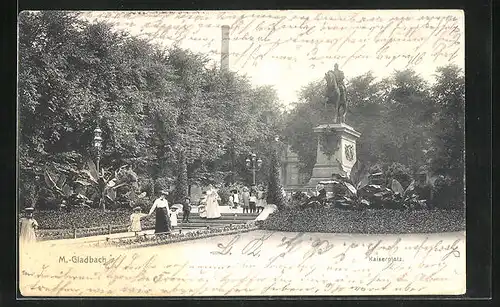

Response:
(221, 25), (230, 71)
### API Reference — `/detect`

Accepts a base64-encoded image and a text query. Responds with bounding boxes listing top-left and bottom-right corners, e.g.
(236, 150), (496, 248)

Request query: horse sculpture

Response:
(325, 65), (347, 123)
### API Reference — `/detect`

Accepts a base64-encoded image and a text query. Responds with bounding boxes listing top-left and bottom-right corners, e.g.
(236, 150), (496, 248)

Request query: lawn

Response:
(24, 206), (466, 235)
(259, 207), (465, 234)
(22, 208), (136, 230)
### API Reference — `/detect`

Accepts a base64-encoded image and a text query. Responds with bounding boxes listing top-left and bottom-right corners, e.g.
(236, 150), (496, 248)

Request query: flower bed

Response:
(24, 208), (135, 229)
(93, 223), (258, 248)
(259, 207), (465, 234)
(24, 208), (145, 240)
(29, 208), (257, 241)
(35, 224), (132, 241)
(36, 229), (75, 240)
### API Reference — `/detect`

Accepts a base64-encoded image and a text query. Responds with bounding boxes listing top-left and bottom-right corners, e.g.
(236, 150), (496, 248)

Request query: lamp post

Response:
(93, 126), (102, 177)
(245, 153), (262, 187)
(33, 175), (40, 208)
(274, 135), (281, 186)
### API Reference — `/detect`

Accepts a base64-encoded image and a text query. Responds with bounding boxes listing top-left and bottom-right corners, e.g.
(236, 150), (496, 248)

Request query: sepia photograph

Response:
(17, 9), (465, 297)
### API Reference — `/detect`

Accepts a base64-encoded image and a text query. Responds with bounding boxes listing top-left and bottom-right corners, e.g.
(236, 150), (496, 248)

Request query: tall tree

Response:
(18, 11), (287, 208)
(282, 81), (324, 176)
(284, 69), (439, 181)
(427, 65), (465, 205)
(18, 11), (177, 205)
(266, 138), (286, 209)
(382, 70), (433, 171)
(345, 71), (390, 166)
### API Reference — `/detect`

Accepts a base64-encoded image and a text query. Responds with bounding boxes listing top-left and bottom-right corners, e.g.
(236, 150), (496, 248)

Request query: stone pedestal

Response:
(307, 123), (361, 187)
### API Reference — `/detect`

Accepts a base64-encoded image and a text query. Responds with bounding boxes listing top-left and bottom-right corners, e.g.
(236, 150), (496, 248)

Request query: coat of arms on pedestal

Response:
(345, 144), (355, 161)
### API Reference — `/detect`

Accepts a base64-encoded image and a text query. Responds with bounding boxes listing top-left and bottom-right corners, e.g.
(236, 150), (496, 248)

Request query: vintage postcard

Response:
(17, 10), (465, 297)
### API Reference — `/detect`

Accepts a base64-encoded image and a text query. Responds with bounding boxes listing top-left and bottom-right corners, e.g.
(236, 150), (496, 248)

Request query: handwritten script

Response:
(19, 231), (465, 296)
(84, 10), (463, 70)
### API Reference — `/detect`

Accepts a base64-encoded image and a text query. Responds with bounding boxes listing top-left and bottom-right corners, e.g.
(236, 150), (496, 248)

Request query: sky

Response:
(81, 10), (464, 107)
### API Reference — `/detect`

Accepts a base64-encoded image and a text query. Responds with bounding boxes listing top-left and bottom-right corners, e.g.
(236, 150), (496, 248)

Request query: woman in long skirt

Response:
(19, 207), (38, 246)
(205, 185), (221, 219)
(148, 191), (171, 234)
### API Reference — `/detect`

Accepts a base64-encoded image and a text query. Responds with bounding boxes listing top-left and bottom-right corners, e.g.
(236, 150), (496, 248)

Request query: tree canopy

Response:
(283, 65), (465, 191)
(18, 11), (464, 209)
(18, 11), (285, 208)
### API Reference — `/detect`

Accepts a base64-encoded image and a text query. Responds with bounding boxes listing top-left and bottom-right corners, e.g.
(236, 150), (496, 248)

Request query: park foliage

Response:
(283, 66), (464, 208)
(19, 11), (464, 213)
(19, 11), (285, 210)
(259, 207), (465, 234)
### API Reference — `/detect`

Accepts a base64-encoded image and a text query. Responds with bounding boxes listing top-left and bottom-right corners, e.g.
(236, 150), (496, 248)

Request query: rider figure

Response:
(333, 64), (347, 123)
(333, 64), (345, 87)
(325, 63), (348, 123)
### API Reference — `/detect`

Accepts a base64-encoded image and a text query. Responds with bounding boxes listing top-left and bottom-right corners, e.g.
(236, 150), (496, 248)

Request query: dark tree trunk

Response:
(174, 151), (188, 203)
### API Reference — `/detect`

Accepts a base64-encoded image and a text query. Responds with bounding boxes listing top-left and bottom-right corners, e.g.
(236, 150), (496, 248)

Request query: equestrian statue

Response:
(325, 63), (348, 123)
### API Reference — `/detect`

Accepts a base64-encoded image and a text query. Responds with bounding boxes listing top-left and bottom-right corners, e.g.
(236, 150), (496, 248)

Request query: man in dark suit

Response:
(182, 197), (192, 223)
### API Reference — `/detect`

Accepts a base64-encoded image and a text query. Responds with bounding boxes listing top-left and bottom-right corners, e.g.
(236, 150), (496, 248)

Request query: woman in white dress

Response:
(170, 208), (178, 229)
(130, 206), (148, 235)
(19, 207), (38, 246)
(205, 185), (221, 219)
(256, 186), (267, 213)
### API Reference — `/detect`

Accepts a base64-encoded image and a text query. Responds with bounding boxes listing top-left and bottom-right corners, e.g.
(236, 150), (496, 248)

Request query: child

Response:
(231, 190), (239, 209)
(256, 186), (266, 213)
(19, 207), (38, 245)
(241, 187), (250, 213)
(182, 197), (192, 223)
(249, 192), (257, 213)
(130, 207), (148, 236)
(198, 191), (207, 218)
(170, 207), (178, 229)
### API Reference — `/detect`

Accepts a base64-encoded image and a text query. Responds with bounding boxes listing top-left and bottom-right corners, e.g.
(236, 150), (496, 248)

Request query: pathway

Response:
(37, 205), (277, 246)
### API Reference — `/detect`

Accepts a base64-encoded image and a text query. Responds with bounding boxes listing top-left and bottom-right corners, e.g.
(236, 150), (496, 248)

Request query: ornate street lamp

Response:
(245, 153), (262, 187)
(93, 126), (102, 177)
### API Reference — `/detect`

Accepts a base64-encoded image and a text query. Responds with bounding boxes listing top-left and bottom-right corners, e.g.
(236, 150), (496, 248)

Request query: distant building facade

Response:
(280, 145), (309, 191)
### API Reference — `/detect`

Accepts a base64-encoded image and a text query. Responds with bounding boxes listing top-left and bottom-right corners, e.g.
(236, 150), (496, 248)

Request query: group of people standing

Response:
(230, 185), (266, 214)
(20, 183), (270, 244)
(131, 190), (193, 235)
(132, 183), (273, 235)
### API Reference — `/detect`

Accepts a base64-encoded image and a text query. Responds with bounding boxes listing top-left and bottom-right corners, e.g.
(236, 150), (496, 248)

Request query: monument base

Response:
(307, 123), (361, 187)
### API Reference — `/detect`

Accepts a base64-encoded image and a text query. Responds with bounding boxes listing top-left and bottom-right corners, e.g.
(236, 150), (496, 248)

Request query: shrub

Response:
(293, 173), (427, 211)
(217, 187), (232, 206)
(415, 183), (432, 203)
(36, 187), (61, 210)
(385, 162), (413, 189)
(19, 179), (39, 209)
(432, 175), (464, 209)
(368, 163), (383, 175)
(116, 167), (139, 187)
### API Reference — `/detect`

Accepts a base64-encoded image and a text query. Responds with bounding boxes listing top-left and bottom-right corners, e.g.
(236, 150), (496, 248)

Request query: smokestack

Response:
(221, 25), (230, 71)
